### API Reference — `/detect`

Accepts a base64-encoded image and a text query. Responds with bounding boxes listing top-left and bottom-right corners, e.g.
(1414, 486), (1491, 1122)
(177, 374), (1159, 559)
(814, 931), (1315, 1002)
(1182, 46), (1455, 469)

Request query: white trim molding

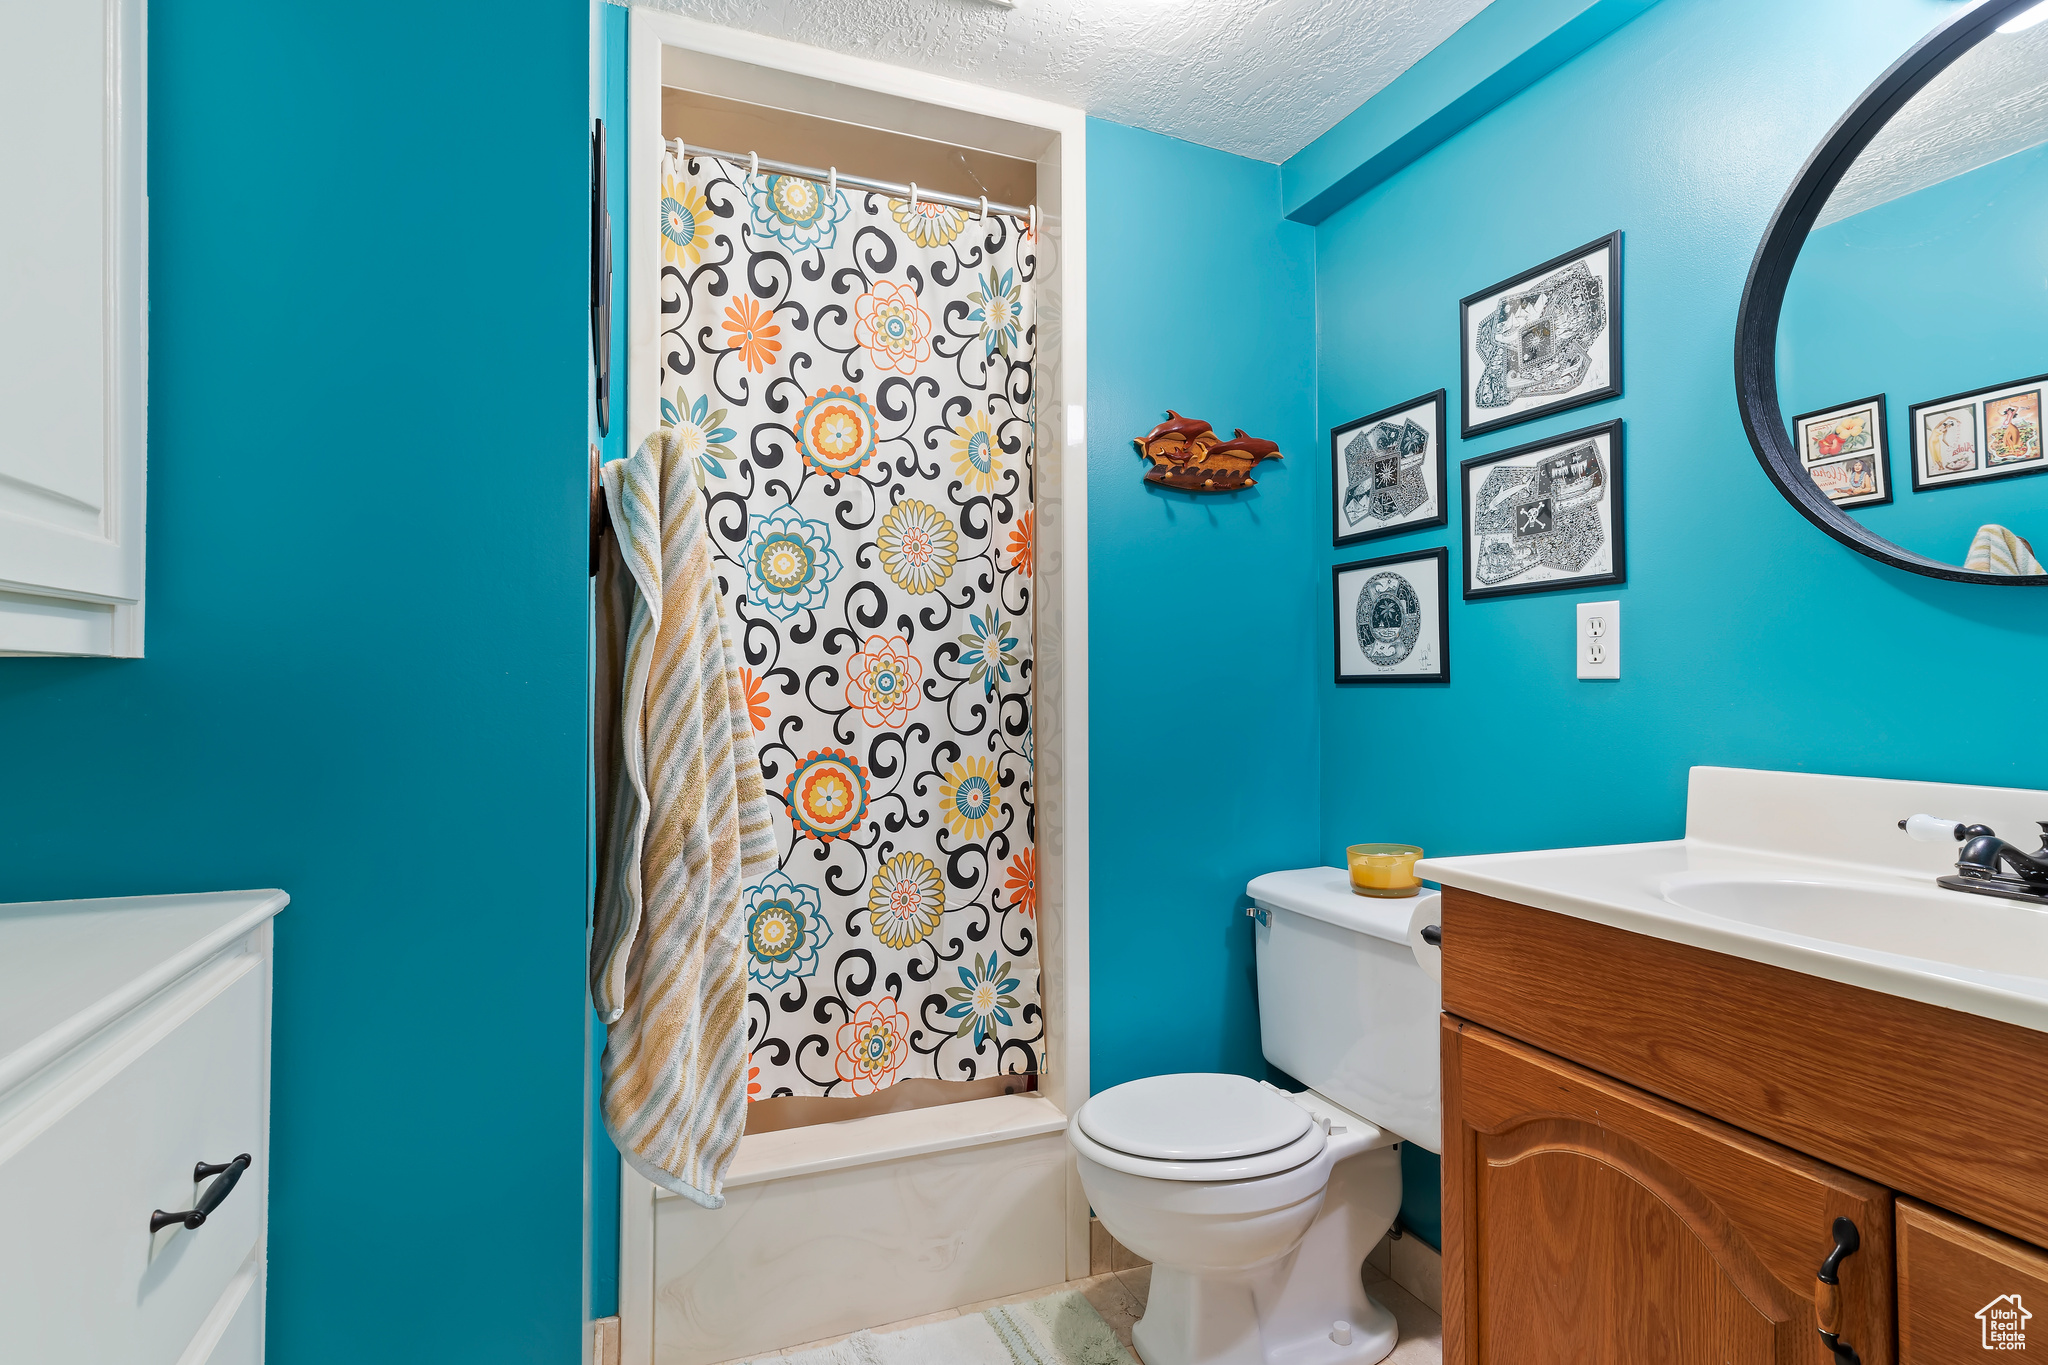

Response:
(619, 12), (1091, 1357)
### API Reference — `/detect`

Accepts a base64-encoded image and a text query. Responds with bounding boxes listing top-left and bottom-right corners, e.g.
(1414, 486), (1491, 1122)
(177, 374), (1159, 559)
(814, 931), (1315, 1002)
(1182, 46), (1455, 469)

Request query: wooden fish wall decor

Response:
(1132, 411), (1283, 492)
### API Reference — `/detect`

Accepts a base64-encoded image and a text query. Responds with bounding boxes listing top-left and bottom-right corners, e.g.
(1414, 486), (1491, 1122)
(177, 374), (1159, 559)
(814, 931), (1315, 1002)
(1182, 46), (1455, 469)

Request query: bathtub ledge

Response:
(653, 1093), (1069, 1196)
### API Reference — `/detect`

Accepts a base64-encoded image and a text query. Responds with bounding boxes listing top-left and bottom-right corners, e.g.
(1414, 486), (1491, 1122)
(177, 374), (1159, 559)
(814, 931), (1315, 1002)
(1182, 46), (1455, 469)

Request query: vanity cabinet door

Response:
(1443, 1018), (1895, 1365)
(1898, 1198), (2048, 1361)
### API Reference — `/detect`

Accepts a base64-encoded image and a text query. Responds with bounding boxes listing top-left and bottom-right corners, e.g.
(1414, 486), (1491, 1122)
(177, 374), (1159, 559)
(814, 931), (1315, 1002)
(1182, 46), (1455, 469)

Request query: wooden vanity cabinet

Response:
(1897, 1200), (2048, 1362)
(1439, 887), (2048, 1365)
(1444, 1020), (1895, 1364)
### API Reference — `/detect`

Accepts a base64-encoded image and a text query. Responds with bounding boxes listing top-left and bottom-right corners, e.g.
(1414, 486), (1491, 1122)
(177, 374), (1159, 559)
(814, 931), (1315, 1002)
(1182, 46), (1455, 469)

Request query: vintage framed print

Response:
(1459, 231), (1622, 440)
(1331, 390), (1448, 546)
(1912, 373), (2047, 492)
(1333, 546), (1448, 684)
(1791, 394), (1890, 510)
(1808, 453), (1886, 507)
(1460, 419), (1625, 600)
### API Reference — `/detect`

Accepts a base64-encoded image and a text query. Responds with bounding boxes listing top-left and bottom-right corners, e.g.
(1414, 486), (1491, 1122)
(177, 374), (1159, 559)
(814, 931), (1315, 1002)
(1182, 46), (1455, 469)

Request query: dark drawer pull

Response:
(1420, 924), (1441, 947)
(150, 1154), (251, 1234)
(1814, 1216), (1863, 1365)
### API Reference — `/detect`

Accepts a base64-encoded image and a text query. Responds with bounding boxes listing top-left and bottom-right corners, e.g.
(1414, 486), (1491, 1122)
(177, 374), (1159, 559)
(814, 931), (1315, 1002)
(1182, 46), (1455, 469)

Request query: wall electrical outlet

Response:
(1577, 600), (1620, 679)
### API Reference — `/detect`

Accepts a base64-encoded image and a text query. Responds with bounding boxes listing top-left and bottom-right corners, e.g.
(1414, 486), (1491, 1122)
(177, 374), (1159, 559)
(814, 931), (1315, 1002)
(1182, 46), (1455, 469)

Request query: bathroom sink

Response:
(1415, 767), (2048, 1036)
(1658, 874), (2048, 979)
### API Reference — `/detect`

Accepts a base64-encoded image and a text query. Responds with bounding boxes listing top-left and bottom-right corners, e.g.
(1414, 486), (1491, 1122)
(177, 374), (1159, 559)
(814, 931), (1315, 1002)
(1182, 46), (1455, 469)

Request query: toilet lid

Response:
(1076, 1073), (1314, 1161)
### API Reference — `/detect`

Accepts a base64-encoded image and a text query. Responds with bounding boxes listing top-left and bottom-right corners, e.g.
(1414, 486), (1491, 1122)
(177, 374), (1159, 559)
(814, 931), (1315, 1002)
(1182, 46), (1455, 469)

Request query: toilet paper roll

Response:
(1406, 889), (1442, 983)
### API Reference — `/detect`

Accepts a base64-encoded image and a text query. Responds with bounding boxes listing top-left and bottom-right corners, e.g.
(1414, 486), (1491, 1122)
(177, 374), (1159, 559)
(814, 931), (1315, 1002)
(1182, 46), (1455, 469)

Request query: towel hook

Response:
(828, 166), (837, 199)
(909, 182), (918, 210)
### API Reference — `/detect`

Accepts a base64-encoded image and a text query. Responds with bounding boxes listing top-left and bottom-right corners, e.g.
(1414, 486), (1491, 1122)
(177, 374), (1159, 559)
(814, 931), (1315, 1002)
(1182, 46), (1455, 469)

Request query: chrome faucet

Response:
(1900, 814), (2048, 904)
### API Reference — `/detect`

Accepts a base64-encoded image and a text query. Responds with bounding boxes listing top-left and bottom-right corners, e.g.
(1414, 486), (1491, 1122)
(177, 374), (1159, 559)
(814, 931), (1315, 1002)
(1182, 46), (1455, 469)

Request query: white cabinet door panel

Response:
(0, 0), (147, 654)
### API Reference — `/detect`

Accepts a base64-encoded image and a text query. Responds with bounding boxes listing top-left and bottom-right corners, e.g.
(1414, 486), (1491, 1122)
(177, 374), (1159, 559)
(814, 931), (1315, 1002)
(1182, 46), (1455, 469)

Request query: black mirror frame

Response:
(1735, 0), (2048, 586)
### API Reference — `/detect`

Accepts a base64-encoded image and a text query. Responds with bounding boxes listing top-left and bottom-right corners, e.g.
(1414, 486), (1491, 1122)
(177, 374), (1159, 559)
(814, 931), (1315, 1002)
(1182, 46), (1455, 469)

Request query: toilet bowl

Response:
(1071, 869), (1442, 1365)
(1072, 1075), (1400, 1365)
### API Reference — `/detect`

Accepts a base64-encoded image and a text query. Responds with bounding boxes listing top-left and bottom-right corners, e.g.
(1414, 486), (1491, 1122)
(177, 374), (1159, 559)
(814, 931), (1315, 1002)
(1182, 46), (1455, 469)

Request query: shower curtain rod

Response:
(666, 138), (1037, 224)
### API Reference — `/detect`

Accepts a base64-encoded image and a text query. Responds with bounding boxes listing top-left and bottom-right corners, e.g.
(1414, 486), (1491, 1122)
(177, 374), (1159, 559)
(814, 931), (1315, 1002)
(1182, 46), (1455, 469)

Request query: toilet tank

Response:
(1248, 867), (1442, 1153)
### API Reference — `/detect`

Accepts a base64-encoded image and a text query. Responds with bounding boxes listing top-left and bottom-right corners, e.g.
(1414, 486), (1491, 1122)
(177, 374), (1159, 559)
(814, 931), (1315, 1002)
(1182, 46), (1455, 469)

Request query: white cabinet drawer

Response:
(0, 944), (269, 1363)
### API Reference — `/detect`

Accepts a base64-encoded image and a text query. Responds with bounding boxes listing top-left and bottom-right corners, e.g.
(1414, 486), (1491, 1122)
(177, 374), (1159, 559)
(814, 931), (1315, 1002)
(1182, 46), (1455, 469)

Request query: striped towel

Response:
(592, 429), (778, 1208)
(1963, 523), (2045, 576)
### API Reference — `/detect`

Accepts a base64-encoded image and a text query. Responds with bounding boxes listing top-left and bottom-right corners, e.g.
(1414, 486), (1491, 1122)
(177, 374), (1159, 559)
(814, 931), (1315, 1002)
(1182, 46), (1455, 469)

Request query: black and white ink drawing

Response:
(1330, 391), (1447, 546)
(1334, 547), (1449, 684)
(1460, 420), (1626, 600)
(1459, 233), (1622, 440)
(1358, 571), (1421, 665)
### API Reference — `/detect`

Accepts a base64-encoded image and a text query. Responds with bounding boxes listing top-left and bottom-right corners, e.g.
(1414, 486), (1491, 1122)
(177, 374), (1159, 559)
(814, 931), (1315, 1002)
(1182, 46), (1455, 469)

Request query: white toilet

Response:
(1069, 867), (1443, 1365)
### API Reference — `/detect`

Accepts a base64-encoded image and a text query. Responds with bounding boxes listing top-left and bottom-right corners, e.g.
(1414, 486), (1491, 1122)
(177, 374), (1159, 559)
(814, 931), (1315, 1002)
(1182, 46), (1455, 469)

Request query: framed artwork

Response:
(1460, 420), (1625, 600)
(1791, 394), (1890, 510)
(1912, 374), (2048, 492)
(1330, 390), (1448, 546)
(1459, 231), (1623, 440)
(1333, 546), (1448, 684)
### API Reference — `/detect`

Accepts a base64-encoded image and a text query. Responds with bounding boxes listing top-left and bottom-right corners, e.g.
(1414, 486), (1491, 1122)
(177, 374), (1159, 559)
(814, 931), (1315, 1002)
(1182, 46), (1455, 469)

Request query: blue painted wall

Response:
(1309, 0), (2048, 1245)
(1085, 118), (1320, 1094)
(0, 1), (593, 1359)
(1782, 141), (2048, 562)
(1312, 0), (2046, 867)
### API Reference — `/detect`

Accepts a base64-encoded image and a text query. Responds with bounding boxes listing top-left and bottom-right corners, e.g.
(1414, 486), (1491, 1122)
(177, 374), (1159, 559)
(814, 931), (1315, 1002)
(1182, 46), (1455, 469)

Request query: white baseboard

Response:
(590, 1316), (620, 1365)
(1390, 1232), (1443, 1314)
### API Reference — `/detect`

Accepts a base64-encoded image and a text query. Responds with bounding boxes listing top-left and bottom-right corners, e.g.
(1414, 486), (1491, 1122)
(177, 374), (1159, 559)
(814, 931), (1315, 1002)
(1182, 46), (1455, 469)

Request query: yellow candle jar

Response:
(1347, 843), (1423, 898)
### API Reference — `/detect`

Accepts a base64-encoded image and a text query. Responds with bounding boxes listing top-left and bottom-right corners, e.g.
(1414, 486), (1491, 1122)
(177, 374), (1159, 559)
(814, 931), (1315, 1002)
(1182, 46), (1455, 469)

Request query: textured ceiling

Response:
(645, 0), (1496, 163)
(1818, 20), (2048, 226)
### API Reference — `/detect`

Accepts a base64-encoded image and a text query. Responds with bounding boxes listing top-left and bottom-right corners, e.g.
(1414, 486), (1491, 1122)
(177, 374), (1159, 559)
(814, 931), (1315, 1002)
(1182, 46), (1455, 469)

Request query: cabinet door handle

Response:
(149, 1153), (251, 1234)
(1814, 1215), (1863, 1365)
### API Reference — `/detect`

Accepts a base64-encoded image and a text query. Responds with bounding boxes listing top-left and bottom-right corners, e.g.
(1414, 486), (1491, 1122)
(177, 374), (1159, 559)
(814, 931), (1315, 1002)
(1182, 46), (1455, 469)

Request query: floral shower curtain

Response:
(655, 150), (1040, 1099)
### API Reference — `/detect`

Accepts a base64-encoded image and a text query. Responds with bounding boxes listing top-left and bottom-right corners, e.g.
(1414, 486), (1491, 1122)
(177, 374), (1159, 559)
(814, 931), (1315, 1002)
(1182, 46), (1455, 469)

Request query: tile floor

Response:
(727, 1258), (1443, 1363)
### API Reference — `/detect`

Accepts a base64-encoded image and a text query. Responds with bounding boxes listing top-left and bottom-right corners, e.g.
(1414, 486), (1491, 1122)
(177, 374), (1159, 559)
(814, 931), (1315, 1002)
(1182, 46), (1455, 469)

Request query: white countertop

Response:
(1417, 767), (2048, 1037)
(0, 890), (289, 1095)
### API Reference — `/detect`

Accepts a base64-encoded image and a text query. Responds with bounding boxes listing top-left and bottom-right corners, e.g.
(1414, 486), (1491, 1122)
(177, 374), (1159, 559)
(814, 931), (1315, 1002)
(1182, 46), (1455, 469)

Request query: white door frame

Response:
(618, 11), (1090, 1357)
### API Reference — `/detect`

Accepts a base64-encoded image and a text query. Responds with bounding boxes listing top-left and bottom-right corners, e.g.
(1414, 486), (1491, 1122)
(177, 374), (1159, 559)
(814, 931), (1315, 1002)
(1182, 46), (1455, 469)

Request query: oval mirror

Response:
(1739, 0), (2048, 584)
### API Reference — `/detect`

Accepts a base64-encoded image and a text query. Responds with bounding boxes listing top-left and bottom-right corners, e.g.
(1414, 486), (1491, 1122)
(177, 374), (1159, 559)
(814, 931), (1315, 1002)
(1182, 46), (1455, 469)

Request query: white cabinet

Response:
(0, 889), (286, 1362)
(0, 0), (149, 655)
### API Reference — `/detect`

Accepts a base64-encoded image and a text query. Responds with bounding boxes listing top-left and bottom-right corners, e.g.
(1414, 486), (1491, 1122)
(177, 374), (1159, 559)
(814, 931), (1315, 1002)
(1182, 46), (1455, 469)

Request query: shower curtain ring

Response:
(909, 182), (918, 209)
(1029, 204), (1037, 237)
(828, 166), (837, 198)
(979, 195), (988, 221)
(749, 150), (759, 181)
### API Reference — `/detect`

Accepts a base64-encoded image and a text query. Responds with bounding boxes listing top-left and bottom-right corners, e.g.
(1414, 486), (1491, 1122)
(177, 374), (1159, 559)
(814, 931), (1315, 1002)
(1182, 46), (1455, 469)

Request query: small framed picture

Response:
(1791, 395), (1890, 510)
(1460, 420), (1625, 600)
(1459, 232), (1622, 440)
(1912, 374), (2047, 492)
(1330, 390), (1448, 546)
(1333, 547), (1448, 684)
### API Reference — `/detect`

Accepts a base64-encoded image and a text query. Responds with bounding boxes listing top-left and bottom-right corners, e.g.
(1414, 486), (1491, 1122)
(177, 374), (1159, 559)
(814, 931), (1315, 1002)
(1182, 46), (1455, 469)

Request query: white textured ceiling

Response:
(1819, 20), (2048, 226)
(645, 0), (1496, 163)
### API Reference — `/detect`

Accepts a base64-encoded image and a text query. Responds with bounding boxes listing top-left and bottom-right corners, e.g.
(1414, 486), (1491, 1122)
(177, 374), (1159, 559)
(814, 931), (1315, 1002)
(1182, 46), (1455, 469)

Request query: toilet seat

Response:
(1071, 1073), (1329, 1182)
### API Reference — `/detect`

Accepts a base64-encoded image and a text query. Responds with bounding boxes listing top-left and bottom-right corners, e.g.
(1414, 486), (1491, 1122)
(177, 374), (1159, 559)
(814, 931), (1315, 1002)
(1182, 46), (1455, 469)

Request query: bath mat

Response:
(767, 1289), (1138, 1365)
